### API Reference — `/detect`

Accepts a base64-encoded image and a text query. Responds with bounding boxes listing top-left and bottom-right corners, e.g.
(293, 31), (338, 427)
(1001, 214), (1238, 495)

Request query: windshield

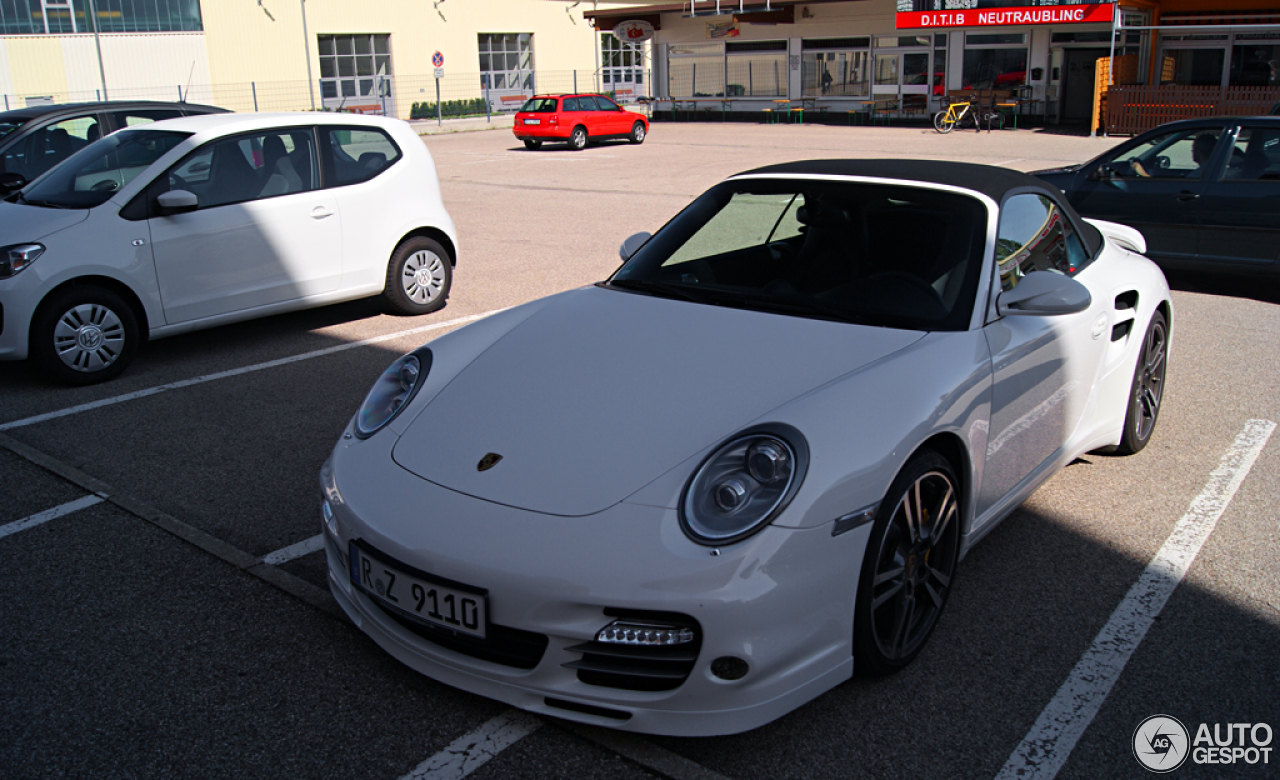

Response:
(608, 179), (989, 331)
(519, 98), (558, 113)
(20, 128), (190, 209)
(0, 121), (22, 141)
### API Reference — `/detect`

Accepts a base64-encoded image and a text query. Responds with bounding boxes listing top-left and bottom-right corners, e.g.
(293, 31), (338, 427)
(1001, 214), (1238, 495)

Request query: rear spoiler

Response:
(1084, 217), (1146, 255)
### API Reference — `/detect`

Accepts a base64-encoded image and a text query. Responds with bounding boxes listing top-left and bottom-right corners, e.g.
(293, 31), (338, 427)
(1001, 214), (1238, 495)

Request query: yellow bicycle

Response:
(933, 95), (1004, 133)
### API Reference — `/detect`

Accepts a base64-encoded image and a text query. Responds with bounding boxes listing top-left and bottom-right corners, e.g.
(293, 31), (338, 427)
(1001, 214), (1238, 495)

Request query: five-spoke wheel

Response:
(854, 450), (961, 674)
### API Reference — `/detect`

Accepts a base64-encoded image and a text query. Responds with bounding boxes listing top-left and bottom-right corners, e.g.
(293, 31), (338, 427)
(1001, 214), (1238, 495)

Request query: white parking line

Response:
(0, 495), (105, 540)
(262, 534), (323, 565)
(398, 711), (542, 780)
(0, 310), (502, 433)
(995, 418), (1276, 780)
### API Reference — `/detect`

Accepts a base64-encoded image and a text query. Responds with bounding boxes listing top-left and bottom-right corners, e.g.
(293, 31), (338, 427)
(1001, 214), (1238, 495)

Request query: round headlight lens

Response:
(354, 350), (430, 438)
(681, 430), (803, 545)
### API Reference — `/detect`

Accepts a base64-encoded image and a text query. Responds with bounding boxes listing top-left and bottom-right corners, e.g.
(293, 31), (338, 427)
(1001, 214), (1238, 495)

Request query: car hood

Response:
(0, 200), (89, 241)
(391, 285), (925, 516)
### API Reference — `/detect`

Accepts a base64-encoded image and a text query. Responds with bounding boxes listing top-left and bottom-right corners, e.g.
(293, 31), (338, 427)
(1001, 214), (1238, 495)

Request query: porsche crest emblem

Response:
(477, 453), (503, 472)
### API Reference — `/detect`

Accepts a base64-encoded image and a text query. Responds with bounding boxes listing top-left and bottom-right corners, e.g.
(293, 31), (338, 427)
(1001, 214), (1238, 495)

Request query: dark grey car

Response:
(0, 99), (227, 194)
(1033, 116), (1280, 277)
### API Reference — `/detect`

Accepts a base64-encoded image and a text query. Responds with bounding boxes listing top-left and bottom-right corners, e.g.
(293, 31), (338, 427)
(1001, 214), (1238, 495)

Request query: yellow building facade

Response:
(0, 0), (642, 117)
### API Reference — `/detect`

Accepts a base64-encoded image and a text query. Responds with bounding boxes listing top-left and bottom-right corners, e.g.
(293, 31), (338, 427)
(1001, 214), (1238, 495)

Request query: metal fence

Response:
(1104, 85), (1280, 136)
(2, 69), (655, 121)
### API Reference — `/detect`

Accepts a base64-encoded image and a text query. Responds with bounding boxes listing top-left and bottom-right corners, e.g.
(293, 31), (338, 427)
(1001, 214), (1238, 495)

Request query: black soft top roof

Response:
(736, 158), (1102, 254)
(737, 159), (1057, 203)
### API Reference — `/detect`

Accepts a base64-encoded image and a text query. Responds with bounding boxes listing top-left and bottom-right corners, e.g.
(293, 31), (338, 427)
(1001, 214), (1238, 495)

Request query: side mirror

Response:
(997, 271), (1091, 316)
(156, 189), (199, 215)
(1092, 162), (1119, 181)
(0, 172), (27, 194)
(619, 231), (651, 262)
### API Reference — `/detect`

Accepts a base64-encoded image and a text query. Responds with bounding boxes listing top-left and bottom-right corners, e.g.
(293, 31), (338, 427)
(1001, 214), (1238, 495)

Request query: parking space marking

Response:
(262, 534), (323, 565)
(0, 309), (502, 433)
(399, 711), (541, 780)
(0, 494), (104, 540)
(996, 418), (1276, 780)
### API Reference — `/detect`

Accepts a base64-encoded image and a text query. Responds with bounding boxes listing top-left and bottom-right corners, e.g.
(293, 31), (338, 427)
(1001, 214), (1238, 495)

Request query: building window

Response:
(1230, 38), (1280, 87)
(601, 33), (645, 94)
(479, 33), (534, 92)
(963, 32), (1027, 90)
(726, 40), (787, 97)
(802, 38), (871, 98)
(0, 0), (203, 35)
(318, 34), (393, 109)
(669, 42), (724, 98)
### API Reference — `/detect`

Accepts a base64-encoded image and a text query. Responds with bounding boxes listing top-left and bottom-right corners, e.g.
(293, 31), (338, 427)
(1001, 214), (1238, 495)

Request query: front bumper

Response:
(321, 429), (865, 737)
(0, 274), (38, 361)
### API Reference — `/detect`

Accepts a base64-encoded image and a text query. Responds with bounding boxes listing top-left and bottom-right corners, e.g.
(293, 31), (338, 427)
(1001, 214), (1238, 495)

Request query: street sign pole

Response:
(432, 51), (445, 127)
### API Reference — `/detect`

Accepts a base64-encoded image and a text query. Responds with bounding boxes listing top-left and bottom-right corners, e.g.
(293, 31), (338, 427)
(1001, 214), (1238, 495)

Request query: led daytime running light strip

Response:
(596, 621), (695, 646)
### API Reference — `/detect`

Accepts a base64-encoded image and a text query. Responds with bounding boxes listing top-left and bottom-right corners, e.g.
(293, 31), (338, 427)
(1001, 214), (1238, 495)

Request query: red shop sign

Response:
(896, 3), (1115, 29)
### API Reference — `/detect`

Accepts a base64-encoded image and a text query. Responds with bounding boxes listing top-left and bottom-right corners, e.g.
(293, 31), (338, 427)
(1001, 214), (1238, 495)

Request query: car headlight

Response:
(0, 243), (44, 278)
(353, 347), (432, 439)
(680, 424), (808, 545)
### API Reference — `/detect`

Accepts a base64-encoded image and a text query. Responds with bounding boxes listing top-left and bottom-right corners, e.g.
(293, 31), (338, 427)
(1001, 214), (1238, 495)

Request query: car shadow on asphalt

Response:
(1164, 270), (1280, 305)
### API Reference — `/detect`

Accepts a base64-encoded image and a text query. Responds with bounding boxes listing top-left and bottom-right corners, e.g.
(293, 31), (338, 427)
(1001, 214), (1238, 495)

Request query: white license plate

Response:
(523, 118), (541, 125)
(350, 542), (487, 638)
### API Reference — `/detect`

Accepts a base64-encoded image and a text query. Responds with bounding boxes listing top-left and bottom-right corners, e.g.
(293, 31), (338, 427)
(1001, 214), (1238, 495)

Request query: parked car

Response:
(0, 112), (457, 385)
(319, 160), (1172, 736)
(1032, 115), (1280, 277)
(513, 93), (648, 150)
(0, 100), (227, 196)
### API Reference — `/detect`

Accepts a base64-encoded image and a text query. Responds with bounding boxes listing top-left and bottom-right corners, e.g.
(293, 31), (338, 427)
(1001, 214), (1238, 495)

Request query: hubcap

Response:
(869, 470), (959, 661)
(1134, 320), (1167, 440)
(401, 250), (445, 304)
(53, 303), (125, 372)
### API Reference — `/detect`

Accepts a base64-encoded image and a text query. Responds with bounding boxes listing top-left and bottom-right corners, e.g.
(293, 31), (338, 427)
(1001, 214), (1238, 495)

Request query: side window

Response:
(110, 109), (184, 128)
(322, 126), (401, 187)
(15, 114), (101, 181)
(1221, 127), (1280, 181)
(1107, 128), (1221, 179)
(996, 194), (1088, 292)
(595, 96), (622, 111)
(163, 129), (319, 210)
(563, 97), (582, 112)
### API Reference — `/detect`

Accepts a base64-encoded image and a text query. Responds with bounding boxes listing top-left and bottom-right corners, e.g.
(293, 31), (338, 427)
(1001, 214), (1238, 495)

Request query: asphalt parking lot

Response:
(2, 120), (1278, 780)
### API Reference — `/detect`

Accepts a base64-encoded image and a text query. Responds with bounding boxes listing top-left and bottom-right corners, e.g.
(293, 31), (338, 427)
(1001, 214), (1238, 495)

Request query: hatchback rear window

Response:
(519, 98), (558, 113)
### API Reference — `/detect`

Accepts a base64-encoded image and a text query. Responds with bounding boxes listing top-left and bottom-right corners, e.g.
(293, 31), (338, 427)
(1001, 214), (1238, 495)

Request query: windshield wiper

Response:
(604, 278), (716, 305)
(711, 290), (870, 325)
(15, 193), (67, 209)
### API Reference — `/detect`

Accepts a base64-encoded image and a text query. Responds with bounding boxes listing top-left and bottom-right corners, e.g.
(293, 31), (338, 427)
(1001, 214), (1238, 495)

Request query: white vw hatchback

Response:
(0, 112), (457, 384)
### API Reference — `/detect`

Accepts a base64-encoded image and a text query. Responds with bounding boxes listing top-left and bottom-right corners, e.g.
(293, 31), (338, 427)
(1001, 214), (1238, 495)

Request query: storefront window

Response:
(802, 38), (870, 98)
(726, 41), (787, 97)
(1160, 48), (1226, 86)
(1230, 40), (1280, 87)
(963, 49), (1027, 90)
(669, 42), (724, 98)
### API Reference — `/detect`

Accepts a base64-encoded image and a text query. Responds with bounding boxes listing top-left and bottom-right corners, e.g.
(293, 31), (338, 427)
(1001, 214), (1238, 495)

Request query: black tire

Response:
(933, 111), (954, 134)
(629, 121), (646, 144)
(383, 236), (452, 315)
(31, 285), (140, 386)
(853, 450), (961, 676)
(523, 139), (542, 150)
(568, 126), (588, 150)
(1114, 310), (1168, 455)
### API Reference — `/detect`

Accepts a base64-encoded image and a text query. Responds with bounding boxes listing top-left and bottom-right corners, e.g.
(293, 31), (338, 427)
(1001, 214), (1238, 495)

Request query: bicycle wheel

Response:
(987, 110), (1006, 130)
(933, 110), (954, 134)
(956, 107), (977, 130)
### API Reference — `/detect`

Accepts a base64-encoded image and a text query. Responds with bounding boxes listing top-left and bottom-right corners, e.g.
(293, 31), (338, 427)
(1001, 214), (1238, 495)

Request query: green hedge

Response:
(411, 98), (489, 119)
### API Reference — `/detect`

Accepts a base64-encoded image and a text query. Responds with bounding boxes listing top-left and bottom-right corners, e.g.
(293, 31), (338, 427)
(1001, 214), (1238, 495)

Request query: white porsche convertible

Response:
(320, 160), (1172, 736)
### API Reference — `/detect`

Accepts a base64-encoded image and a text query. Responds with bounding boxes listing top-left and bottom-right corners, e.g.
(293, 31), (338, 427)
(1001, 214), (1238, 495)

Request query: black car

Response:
(1033, 116), (1280, 277)
(0, 99), (227, 194)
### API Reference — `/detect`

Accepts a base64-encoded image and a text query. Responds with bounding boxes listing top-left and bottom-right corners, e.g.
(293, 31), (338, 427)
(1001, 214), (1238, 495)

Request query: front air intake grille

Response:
(563, 610), (702, 692)
(378, 604), (548, 670)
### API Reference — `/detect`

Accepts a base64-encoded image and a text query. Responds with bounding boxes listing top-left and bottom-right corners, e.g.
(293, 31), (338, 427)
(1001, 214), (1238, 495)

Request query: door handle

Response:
(311, 206), (334, 218)
(1176, 190), (1200, 202)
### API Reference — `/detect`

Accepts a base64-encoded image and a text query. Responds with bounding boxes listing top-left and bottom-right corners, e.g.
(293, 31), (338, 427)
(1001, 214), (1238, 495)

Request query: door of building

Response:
(1061, 47), (1108, 123)
(873, 49), (932, 108)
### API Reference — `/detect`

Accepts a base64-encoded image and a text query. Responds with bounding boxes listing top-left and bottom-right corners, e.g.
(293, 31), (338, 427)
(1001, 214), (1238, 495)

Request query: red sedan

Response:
(513, 93), (648, 150)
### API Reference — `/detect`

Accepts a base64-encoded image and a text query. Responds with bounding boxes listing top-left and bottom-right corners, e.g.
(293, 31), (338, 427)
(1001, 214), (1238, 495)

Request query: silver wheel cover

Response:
(401, 249), (446, 304)
(53, 303), (126, 372)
